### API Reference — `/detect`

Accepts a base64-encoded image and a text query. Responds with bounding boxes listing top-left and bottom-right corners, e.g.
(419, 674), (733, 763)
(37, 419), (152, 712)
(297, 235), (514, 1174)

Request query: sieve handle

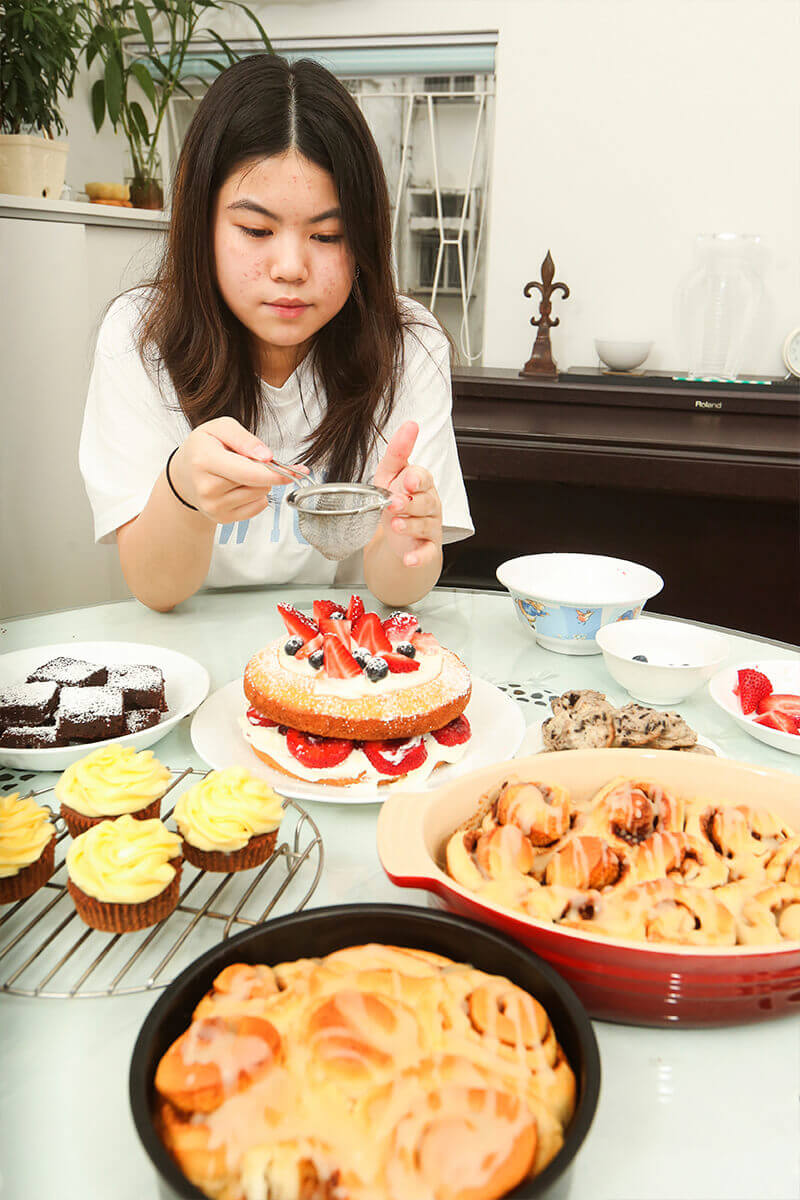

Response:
(266, 457), (310, 486)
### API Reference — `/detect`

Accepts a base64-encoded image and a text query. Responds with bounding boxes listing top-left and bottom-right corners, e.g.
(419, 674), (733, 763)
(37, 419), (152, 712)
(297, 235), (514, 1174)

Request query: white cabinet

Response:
(0, 196), (167, 618)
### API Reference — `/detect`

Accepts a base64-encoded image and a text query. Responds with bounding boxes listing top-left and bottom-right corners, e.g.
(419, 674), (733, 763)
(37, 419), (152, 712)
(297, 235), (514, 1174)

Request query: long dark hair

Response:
(138, 54), (437, 482)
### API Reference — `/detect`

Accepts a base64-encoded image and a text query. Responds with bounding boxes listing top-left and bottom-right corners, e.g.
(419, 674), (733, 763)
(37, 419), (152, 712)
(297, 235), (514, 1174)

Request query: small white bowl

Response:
(594, 339), (653, 371)
(595, 616), (730, 704)
(709, 660), (800, 756)
(496, 553), (664, 656)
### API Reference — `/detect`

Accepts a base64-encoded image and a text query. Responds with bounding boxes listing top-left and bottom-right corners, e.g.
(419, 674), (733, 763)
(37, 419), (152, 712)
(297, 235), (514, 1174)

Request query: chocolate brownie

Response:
(58, 686), (125, 741)
(107, 665), (166, 712)
(124, 708), (162, 734)
(0, 720), (67, 749)
(0, 682), (59, 727)
(27, 657), (107, 688)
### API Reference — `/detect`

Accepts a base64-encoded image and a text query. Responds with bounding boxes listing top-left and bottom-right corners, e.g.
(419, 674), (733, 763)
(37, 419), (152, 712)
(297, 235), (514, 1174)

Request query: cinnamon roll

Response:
(495, 781), (572, 846)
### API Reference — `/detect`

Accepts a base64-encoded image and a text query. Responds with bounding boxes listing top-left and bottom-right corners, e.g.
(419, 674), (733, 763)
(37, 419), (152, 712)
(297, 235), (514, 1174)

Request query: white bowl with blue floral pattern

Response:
(496, 553), (664, 656)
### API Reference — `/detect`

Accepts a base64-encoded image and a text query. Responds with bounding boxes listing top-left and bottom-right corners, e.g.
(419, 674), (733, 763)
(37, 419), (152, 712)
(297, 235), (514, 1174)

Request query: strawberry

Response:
(295, 633), (323, 661)
(756, 694), (800, 720)
(352, 611), (392, 655)
(286, 728), (354, 767)
(411, 631), (440, 654)
(346, 594), (365, 624)
(323, 634), (361, 679)
(735, 668), (773, 715)
(313, 599), (345, 624)
(277, 603), (318, 642)
(432, 715), (472, 746)
(381, 651), (420, 674)
(363, 736), (428, 776)
(246, 707), (279, 728)
(383, 611), (420, 646)
(318, 617), (352, 648)
(754, 711), (799, 735)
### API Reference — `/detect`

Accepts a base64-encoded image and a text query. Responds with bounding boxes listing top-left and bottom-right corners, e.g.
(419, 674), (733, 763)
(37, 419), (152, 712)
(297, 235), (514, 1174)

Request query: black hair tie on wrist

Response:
(165, 447), (199, 511)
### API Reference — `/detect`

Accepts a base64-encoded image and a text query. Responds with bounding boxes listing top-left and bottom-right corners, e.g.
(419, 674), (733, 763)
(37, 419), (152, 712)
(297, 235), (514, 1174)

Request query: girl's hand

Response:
(168, 416), (307, 523)
(373, 420), (442, 568)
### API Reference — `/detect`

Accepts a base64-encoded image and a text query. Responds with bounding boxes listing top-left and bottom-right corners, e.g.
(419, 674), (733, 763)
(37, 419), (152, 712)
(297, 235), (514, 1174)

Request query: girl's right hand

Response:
(168, 416), (307, 523)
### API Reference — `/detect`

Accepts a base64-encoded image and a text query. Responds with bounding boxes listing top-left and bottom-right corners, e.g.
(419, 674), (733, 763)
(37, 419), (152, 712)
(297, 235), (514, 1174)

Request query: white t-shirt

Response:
(79, 290), (473, 589)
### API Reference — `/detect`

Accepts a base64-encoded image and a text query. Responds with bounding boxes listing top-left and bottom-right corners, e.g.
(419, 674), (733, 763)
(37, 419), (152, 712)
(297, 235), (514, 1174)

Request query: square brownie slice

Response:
(107, 665), (167, 712)
(124, 708), (162, 734)
(58, 686), (125, 741)
(0, 682), (59, 727)
(27, 657), (107, 688)
(0, 720), (67, 749)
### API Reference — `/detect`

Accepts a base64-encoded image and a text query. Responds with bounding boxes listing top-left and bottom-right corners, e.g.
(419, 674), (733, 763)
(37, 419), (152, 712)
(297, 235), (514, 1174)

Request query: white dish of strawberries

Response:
(708, 661), (800, 756)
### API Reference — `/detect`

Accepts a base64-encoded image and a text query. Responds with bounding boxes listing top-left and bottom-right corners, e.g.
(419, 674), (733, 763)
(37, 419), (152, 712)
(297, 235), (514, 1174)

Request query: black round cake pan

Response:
(130, 903), (600, 1200)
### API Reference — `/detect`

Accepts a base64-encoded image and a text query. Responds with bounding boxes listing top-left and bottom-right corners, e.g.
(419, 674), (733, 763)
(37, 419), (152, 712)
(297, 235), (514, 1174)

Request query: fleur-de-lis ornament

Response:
(520, 251), (570, 378)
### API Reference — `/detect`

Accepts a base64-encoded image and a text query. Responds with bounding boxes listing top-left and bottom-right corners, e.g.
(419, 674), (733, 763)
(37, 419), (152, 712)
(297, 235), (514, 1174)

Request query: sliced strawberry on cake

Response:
(323, 635), (361, 679)
(383, 611), (420, 646)
(295, 633), (323, 661)
(352, 612), (392, 655)
(363, 736), (428, 776)
(286, 728), (353, 768)
(432, 715), (471, 746)
(277, 603), (319, 643)
(345, 594), (365, 624)
(313, 599), (346, 624)
(318, 617), (352, 648)
(381, 651), (420, 674)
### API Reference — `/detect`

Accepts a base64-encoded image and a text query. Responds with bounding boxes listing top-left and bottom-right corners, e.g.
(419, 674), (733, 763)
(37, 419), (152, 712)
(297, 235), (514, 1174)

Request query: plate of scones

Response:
(0, 641), (210, 771)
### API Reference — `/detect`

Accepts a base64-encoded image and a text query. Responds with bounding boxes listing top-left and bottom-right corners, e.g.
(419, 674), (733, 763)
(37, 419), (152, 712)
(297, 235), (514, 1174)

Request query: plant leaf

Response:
(205, 29), (238, 66)
(131, 60), (157, 109)
(104, 54), (123, 126)
(91, 78), (106, 132)
(129, 100), (149, 141)
(133, 1), (155, 50)
(234, 3), (274, 53)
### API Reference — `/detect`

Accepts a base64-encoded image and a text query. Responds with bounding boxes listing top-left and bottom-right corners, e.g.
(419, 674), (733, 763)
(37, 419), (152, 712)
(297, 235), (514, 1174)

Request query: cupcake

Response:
(66, 814), (182, 932)
(173, 767), (283, 873)
(0, 792), (57, 903)
(55, 743), (171, 837)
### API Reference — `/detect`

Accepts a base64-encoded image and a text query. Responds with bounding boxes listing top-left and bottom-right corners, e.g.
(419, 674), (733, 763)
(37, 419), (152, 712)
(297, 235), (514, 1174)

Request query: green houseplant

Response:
(0, 1), (83, 197)
(82, 0), (272, 209)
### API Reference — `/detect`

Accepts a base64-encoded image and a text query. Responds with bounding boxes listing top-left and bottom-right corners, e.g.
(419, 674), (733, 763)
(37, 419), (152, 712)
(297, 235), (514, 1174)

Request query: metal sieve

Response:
(268, 460), (391, 560)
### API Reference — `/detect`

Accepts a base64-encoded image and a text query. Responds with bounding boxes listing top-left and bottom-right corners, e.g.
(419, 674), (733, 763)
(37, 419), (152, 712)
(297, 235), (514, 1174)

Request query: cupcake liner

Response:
(67, 857), (182, 932)
(181, 830), (278, 874)
(60, 796), (162, 839)
(0, 834), (56, 904)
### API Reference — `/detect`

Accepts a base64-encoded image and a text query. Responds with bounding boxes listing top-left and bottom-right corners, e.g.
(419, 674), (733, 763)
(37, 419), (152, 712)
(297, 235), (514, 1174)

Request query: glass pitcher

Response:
(675, 233), (763, 380)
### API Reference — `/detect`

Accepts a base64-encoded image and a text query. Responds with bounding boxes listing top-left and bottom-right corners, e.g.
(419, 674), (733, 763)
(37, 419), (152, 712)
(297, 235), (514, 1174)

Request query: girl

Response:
(79, 54), (473, 612)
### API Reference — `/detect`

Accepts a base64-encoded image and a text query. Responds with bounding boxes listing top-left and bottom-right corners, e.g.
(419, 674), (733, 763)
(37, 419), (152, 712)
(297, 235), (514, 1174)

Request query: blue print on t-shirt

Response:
(217, 468), (324, 548)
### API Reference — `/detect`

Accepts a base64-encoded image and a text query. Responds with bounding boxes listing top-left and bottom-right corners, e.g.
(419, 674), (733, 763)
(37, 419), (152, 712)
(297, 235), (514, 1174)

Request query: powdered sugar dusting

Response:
(60, 686), (124, 718)
(0, 682), (59, 708)
(27, 657), (106, 686)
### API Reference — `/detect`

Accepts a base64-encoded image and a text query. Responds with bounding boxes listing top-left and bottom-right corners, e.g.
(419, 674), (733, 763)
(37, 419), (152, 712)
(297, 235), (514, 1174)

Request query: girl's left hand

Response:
(373, 420), (443, 568)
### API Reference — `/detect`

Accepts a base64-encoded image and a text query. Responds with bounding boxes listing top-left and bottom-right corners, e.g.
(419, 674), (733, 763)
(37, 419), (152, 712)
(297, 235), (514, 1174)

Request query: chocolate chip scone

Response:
(542, 706), (616, 751)
(649, 711), (698, 750)
(612, 703), (668, 747)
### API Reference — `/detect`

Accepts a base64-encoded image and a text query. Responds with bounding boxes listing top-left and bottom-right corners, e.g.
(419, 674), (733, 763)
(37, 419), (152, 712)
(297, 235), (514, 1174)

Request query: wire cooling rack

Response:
(0, 767), (323, 1000)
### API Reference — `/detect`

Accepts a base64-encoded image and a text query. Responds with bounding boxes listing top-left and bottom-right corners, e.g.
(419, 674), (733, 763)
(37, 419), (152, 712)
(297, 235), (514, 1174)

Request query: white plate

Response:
(0, 641), (210, 772)
(516, 712), (725, 758)
(190, 675), (526, 804)
(709, 659), (800, 756)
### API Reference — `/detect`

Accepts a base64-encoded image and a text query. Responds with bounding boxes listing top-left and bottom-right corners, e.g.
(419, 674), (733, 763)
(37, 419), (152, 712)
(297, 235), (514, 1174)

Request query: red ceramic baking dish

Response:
(378, 748), (800, 1027)
(130, 905), (600, 1200)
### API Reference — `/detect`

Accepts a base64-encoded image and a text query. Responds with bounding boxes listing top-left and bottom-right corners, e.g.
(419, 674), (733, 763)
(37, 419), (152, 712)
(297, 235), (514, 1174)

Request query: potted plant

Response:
(82, 0), (272, 210)
(0, 1), (83, 199)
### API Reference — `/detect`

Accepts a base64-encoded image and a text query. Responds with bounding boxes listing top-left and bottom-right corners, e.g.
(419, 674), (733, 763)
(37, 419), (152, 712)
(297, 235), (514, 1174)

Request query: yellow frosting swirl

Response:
(0, 792), (55, 878)
(55, 744), (171, 817)
(66, 814), (182, 903)
(173, 767), (283, 852)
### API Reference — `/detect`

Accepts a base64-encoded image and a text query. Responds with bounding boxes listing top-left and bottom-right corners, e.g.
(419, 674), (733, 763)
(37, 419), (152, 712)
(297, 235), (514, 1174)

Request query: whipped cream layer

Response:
(55, 743), (171, 817)
(239, 717), (469, 786)
(279, 643), (443, 697)
(0, 792), (55, 877)
(174, 767), (283, 852)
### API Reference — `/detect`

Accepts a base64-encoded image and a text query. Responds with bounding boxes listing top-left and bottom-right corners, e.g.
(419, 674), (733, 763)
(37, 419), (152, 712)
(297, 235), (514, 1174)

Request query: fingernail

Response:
(406, 553), (418, 567)
(394, 518), (406, 532)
